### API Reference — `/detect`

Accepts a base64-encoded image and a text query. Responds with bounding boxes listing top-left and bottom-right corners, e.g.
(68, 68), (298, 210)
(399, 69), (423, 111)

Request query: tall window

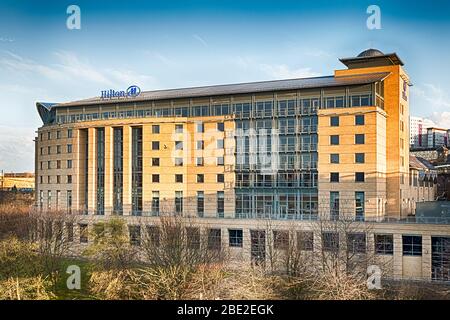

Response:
(67, 190), (72, 213)
(217, 191), (225, 218)
(355, 192), (365, 221)
(96, 128), (105, 215)
(113, 128), (123, 215)
(132, 127), (143, 215)
(330, 191), (339, 220)
(175, 191), (183, 214)
(151, 191), (160, 216)
(46, 191), (52, 209)
(197, 191), (204, 217)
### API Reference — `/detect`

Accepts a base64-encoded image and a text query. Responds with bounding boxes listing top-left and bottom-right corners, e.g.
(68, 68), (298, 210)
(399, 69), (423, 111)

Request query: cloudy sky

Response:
(1, 0), (450, 172)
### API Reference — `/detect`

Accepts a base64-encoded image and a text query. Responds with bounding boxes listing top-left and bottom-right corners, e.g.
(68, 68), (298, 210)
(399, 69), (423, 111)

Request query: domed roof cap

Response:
(357, 48), (385, 58)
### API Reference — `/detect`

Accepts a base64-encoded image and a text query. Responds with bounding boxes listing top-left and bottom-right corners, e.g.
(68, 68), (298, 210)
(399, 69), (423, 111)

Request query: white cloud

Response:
(259, 64), (321, 79)
(0, 125), (35, 172)
(0, 50), (158, 90)
(428, 112), (450, 129)
(412, 83), (450, 109)
(193, 34), (208, 47)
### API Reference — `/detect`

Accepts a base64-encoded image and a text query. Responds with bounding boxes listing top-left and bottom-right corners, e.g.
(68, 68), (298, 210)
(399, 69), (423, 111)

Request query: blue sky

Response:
(1, 0), (450, 171)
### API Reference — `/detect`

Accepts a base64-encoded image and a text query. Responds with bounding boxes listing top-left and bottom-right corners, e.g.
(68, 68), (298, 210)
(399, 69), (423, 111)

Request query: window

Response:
(187, 227), (200, 249)
(197, 174), (204, 183)
(197, 122), (204, 133)
(175, 124), (183, 133)
(79, 224), (88, 243)
(297, 231), (313, 251)
(67, 190), (72, 212)
(56, 145), (61, 154)
(330, 154), (339, 164)
(355, 115), (365, 125)
(322, 232), (339, 252)
(217, 174), (224, 183)
(151, 191), (160, 215)
(47, 161), (51, 169)
(355, 153), (365, 163)
(175, 157), (183, 166)
(67, 144), (72, 153)
(217, 139), (224, 149)
(196, 140), (204, 150)
(197, 191), (204, 217)
(67, 129), (73, 138)
(355, 191), (365, 221)
(330, 172), (339, 183)
(48, 176), (51, 184)
(175, 141), (183, 150)
(217, 122), (225, 132)
(56, 175), (61, 184)
(273, 231), (289, 250)
(56, 160), (61, 169)
(355, 172), (365, 182)
(48, 146), (51, 155)
(196, 157), (204, 166)
(67, 175), (72, 184)
(355, 134), (365, 144)
(152, 125), (160, 134)
(152, 174), (159, 183)
(229, 229), (243, 247)
(330, 135), (339, 145)
(330, 116), (339, 127)
(66, 222), (74, 242)
(208, 229), (221, 250)
(403, 235), (422, 256)
(152, 158), (160, 166)
(347, 233), (366, 254)
(217, 157), (225, 166)
(129, 226), (141, 246)
(175, 174), (183, 183)
(330, 191), (339, 220)
(217, 191), (224, 218)
(152, 141), (160, 150)
(47, 132), (51, 140)
(56, 131), (61, 139)
(375, 234), (393, 255)
(175, 191), (183, 214)
(146, 226), (160, 246)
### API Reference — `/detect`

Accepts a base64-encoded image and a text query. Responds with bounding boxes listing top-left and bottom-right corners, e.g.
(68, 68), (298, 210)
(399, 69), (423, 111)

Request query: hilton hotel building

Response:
(35, 49), (450, 281)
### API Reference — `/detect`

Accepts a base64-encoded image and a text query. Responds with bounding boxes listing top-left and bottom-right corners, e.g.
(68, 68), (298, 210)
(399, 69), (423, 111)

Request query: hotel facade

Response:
(35, 49), (450, 282)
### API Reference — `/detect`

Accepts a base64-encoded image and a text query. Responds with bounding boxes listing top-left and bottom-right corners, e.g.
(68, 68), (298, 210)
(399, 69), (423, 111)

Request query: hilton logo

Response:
(101, 85), (141, 99)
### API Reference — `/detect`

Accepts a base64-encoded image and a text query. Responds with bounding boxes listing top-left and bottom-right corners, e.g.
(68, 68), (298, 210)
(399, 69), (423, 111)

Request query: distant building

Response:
(409, 116), (435, 148)
(426, 127), (449, 149)
(403, 155), (437, 216)
(0, 172), (35, 191)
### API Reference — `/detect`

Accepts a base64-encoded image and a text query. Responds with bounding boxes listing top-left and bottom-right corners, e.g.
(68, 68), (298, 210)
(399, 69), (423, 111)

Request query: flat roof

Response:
(47, 72), (390, 109)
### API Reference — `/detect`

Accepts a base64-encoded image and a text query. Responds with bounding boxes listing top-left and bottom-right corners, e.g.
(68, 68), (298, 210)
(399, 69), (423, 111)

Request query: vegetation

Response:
(0, 201), (449, 300)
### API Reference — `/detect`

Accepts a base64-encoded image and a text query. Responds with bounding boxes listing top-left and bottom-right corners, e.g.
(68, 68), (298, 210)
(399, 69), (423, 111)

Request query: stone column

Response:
(422, 235), (432, 281)
(87, 128), (96, 214)
(104, 126), (113, 215)
(122, 125), (132, 215)
(393, 233), (403, 279)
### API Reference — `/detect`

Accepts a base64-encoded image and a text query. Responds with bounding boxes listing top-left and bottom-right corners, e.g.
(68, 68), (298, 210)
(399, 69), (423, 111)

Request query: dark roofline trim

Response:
(47, 72), (390, 109)
(339, 53), (404, 66)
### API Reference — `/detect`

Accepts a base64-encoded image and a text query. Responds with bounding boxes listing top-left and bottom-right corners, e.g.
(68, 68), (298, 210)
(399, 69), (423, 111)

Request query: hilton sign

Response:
(101, 85), (141, 99)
